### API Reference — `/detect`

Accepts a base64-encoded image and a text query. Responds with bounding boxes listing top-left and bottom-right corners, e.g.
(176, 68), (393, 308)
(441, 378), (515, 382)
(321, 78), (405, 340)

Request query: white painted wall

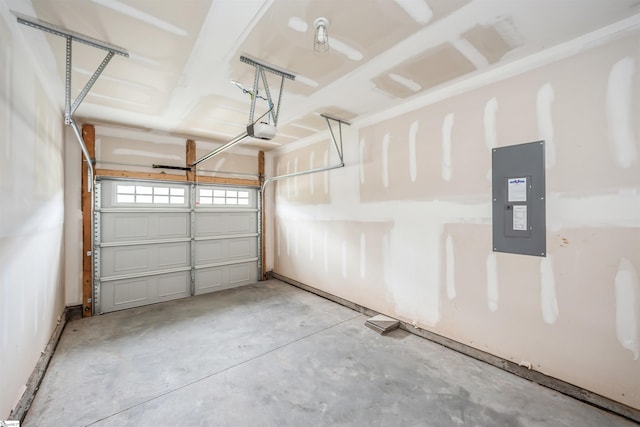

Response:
(0, 4), (66, 418)
(264, 154), (275, 272)
(64, 127), (83, 306)
(271, 25), (640, 410)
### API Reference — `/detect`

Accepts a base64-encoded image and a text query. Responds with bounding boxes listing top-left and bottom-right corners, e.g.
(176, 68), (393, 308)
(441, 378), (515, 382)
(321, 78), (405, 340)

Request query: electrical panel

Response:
(492, 141), (546, 257)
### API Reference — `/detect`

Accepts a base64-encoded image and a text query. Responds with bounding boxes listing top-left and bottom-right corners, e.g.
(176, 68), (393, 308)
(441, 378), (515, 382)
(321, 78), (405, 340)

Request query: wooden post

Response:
(258, 150), (265, 181)
(258, 151), (267, 280)
(186, 139), (195, 182)
(81, 124), (95, 317)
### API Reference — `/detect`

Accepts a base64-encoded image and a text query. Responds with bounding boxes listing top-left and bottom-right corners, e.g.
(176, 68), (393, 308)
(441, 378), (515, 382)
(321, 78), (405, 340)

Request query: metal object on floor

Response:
(365, 314), (400, 335)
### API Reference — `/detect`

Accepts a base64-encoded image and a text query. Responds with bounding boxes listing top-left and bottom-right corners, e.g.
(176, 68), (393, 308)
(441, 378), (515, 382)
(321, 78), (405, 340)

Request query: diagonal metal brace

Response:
(69, 50), (115, 119)
(248, 63), (261, 124)
(321, 113), (350, 164)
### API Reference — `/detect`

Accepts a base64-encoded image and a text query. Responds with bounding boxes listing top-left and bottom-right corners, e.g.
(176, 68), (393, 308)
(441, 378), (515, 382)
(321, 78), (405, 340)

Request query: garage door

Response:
(94, 179), (259, 314)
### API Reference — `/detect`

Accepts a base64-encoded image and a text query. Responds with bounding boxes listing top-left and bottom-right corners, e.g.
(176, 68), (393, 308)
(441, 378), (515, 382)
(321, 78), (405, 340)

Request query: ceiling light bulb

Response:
(317, 26), (326, 43)
(313, 17), (330, 54)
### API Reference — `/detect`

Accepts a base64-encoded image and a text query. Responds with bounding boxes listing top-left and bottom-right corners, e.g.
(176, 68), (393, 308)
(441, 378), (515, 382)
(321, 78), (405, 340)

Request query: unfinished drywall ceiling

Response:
(7, 0), (640, 150)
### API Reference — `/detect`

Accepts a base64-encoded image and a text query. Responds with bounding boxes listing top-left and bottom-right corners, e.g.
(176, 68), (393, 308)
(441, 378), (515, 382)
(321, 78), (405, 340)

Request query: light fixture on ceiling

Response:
(313, 17), (330, 54)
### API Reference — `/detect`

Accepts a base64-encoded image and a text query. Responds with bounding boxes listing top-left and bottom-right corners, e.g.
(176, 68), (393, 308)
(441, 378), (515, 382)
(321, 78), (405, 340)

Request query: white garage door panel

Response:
(229, 262), (254, 284)
(229, 238), (256, 258)
(101, 271), (190, 312)
(114, 278), (148, 305)
(195, 268), (223, 292)
(101, 242), (191, 278)
(114, 215), (149, 240)
(195, 261), (257, 294)
(156, 242), (190, 267)
(195, 212), (257, 236)
(157, 215), (191, 238)
(111, 246), (149, 274)
(158, 273), (191, 297)
(102, 212), (190, 242)
(195, 237), (257, 265)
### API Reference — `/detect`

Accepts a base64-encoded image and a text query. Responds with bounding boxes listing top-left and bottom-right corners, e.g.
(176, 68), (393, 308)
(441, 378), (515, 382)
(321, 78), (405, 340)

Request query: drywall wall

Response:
(270, 27), (640, 409)
(0, 5), (66, 418)
(94, 126), (259, 178)
(64, 126), (82, 306)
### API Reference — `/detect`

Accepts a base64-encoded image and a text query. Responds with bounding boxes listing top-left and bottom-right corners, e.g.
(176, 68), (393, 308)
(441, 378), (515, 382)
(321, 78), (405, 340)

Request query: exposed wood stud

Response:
(195, 175), (260, 187)
(95, 169), (259, 187)
(258, 151), (267, 280)
(8, 306), (77, 422)
(81, 124), (95, 317)
(186, 139), (196, 182)
(96, 169), (187, 182)
(258, 150), (265, 183)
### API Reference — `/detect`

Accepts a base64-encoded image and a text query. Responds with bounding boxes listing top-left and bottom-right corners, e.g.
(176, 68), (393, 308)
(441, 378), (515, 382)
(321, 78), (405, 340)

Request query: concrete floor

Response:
(24, 279), (636, 427)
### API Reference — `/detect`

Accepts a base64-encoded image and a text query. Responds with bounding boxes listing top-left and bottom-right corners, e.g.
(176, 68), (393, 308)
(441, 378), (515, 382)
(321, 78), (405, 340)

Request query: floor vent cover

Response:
(365, 314), (400, 335)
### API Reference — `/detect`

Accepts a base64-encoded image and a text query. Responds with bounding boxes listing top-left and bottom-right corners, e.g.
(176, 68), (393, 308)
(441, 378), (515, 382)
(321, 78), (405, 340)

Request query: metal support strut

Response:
(191, 56), (296, 168)
(262, 114), (350, 191)
(14, 11), (129, 191)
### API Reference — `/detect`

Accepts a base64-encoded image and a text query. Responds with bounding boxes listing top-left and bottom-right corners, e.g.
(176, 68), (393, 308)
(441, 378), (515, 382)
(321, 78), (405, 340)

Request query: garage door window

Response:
(198, 188), (249, 206)
(116, 184), (185, 205)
